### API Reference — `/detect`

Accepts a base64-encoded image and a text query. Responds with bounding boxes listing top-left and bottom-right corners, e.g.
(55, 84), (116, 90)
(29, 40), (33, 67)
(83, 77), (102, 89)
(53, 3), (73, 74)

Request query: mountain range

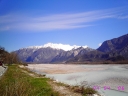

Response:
(14, 34), (128, 63)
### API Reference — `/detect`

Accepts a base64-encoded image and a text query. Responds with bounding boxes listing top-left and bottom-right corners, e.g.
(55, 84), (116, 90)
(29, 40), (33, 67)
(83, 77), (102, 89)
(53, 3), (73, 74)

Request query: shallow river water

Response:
(27, 64), (128, 96)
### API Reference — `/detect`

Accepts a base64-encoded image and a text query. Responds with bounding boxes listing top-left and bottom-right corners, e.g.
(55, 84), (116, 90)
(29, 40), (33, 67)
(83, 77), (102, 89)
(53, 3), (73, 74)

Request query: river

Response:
(27, 64), (128, 96)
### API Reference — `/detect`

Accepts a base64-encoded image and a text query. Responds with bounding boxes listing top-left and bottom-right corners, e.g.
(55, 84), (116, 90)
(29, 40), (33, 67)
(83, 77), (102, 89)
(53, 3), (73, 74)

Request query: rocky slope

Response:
(97, 34), (128, 53)
(51, 47), (94, 63)
(15, 47), (64, 63)
(67, 34), (128, 63)
(15, 43), (92, 63)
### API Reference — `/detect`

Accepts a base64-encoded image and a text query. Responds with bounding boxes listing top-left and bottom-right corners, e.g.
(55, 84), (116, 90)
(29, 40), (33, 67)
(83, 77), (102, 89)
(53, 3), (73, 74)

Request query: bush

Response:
(83, 87), (97, 95)
(74, 86), (97, 96)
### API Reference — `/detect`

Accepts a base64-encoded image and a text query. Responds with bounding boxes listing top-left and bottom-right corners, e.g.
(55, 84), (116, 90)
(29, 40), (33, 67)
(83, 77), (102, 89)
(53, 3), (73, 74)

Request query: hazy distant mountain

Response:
(15, 43), (91, 63)
(15, 47), (64, 63)
(51, 47), (94, 63)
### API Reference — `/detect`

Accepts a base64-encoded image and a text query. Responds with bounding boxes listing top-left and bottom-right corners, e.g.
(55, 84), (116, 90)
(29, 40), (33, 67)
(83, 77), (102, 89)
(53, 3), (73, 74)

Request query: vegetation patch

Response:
(72, 86), (97, 96)
(0, 65), (60, 96)
(52, 79), (97, 96)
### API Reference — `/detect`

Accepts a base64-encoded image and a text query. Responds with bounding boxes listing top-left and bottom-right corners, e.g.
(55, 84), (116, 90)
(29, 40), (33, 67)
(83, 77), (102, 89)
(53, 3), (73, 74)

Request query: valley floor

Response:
(0, 64), (98, 96)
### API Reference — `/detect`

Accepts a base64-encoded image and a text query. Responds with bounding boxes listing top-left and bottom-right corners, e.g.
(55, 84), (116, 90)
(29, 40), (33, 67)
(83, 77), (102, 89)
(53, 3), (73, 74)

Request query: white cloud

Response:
(0, 7), (128, 31)
(98, 43), (102, 47)
(118, 15), (128, 19)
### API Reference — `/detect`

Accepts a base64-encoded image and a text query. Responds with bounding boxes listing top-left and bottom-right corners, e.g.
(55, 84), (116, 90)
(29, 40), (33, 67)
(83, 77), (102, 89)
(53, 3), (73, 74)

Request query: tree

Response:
(0, 46), (8, 62)
(0, 46), (20, 65)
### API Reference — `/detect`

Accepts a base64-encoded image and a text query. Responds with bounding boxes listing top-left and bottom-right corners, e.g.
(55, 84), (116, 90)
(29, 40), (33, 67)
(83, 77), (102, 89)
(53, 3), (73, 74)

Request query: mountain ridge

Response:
(15, 34), (128, 63)
(15, 43), (92, 63)
(97, 34), (128, 52)
(23, 43), (88, 51)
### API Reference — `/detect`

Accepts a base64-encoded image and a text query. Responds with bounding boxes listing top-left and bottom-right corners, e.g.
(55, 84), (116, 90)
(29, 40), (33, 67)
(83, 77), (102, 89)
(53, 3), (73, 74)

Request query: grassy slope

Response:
(0, 65), (59, 96)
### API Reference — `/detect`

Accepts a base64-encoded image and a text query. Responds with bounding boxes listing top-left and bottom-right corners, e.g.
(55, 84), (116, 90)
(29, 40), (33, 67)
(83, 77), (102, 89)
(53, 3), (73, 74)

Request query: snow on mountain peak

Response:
(27, 43), (88, 51)
(43, 43), (79, 51)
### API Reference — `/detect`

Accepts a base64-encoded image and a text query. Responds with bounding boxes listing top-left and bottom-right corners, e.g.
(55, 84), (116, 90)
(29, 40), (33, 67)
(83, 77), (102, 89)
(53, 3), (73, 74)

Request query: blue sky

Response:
(0, 0), (128, 52)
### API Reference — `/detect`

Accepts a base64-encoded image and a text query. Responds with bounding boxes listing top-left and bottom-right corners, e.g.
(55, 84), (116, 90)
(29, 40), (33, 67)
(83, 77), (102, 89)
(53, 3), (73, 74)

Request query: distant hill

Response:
(14, 34), (128, 63)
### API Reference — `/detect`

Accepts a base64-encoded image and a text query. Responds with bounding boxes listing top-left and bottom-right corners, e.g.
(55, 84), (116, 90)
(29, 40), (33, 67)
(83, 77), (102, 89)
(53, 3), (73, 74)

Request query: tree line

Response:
(0, 46), (21, 65)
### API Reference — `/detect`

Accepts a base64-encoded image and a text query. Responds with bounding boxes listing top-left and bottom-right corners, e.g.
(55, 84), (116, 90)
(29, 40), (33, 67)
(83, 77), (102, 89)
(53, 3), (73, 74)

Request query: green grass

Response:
(0, 65), (59, 96)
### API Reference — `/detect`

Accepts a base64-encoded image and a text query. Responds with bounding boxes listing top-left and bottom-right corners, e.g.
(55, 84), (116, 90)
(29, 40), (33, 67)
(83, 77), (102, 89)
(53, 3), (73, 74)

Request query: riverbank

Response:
(20, 65), (99, 96)
(0, 65), (60, 96)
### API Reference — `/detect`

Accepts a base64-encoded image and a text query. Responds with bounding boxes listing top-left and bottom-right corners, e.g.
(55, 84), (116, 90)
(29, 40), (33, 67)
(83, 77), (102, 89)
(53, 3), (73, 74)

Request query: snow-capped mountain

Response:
(15, 43), (92, 63)
(27, 43), (88, 51)
(14, 34), (128, 63)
